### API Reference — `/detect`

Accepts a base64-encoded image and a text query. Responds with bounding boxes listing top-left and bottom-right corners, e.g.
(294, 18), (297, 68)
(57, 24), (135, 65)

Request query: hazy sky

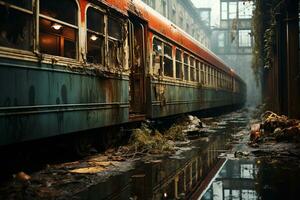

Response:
(191, 0), (220, 27)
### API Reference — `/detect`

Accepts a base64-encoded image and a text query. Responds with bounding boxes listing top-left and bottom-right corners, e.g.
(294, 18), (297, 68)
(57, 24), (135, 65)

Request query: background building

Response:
(142, 0), (211, 48)
(211, 0), (261, 105)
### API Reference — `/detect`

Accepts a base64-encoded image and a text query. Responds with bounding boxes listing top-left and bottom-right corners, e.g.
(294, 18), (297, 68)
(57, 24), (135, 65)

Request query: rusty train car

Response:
(0, 0), (246, 146)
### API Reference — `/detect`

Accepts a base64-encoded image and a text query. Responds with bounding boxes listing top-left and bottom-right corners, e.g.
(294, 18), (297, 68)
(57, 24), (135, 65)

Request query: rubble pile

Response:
(250, 111), (300, 144)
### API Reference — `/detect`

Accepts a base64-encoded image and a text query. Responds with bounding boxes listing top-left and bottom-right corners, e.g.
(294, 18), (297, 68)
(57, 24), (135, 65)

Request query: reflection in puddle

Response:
(77, 135), (229, 199)
(200, 158), (300, 200)
(201, 159), (258, 200)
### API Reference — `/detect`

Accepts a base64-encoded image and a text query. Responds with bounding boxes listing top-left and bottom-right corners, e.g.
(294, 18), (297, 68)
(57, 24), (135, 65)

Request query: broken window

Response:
(183, 53), (189, 81)
(152, 38), (163, 75)
(175, 49), (183, 79)
(163, 43), (173, 77)
(39, 0), (78, 59)
(108, 17), (124, 69)
(0, 0), (33, 50)
(86, 7), (105, 65)
(238, 1), (253, 19)
(190, 57), (195, 82)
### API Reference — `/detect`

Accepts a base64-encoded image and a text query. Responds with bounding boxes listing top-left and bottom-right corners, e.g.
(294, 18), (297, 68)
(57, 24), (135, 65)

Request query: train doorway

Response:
(128, 16), (146, 119)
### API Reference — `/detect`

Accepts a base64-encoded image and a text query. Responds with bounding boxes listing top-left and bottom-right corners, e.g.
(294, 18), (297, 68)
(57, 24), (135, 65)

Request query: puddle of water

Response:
(200, 158), (300, 200)
(76, 135), (229, 199)
(75, 110), (252, 200)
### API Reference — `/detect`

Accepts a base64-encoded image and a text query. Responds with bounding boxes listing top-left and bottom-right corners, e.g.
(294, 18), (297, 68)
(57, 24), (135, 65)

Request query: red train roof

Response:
(86, 0), (243, 81)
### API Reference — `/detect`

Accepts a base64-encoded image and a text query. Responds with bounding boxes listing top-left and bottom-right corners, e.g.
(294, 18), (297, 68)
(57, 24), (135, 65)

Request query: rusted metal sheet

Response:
(146, 77), (245, 119)
(0, 58), (129, 145)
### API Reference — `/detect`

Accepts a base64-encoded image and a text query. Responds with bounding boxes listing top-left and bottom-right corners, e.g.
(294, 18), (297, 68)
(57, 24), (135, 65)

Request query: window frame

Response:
(85, 5), (106, 66)
(163, 42), (174, 77)
(200, 62), (205, 85)
(228, 1), (237, 19)
(175, 48), (183, 80)
(0, 0), (34, 52)
(238, 29), (252, 47)
(183, 53), (189, 81)
(152, 36), (163, 75)
(196, 60), (200, 83)
(221, 1), (228, 20)
(190, 56), (196, 82)
(38, 0), (80, 60)
(107, 14), (125, 69)
(238, 1), (253, 19)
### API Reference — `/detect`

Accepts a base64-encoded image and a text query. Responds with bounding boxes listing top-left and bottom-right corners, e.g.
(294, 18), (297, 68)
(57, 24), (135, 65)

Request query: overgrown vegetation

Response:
(251, 0), (282, 84)
(129, 125), (175, 154)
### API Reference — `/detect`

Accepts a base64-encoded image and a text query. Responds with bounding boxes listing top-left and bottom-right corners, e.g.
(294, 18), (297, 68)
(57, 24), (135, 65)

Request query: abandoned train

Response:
(0, 0), (246, 146)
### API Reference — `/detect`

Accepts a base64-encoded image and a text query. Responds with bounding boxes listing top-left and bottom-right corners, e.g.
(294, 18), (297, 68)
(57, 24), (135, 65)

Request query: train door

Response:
(128, 16), (146, 118)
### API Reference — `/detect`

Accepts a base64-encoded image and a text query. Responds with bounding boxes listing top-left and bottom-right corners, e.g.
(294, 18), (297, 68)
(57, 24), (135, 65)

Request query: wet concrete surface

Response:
(1, 107), (300, 199)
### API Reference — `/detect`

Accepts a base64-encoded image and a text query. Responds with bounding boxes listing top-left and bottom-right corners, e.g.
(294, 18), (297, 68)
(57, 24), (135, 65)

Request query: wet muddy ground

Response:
(1, 107), (299, 199)
(201, 109), (300, 200)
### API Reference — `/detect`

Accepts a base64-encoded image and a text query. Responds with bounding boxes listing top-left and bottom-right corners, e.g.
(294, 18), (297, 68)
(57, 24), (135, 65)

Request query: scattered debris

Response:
(234, 151), (250, 158)
(69, 166), (106, 174)
(250, 111), (300, 144)
(14, 171), (31, 182)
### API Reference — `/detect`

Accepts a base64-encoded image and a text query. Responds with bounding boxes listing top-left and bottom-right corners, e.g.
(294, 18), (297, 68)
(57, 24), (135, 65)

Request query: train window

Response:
(196, 61), (200, 83)
(211, 68), (213, 87)
(190, 57), (195, 82)
(108, 17), (122, 40)
(108, 17), (124, 69)
(222, 73), (225, 88)
(207, 66), (211, 86)
(86, 7), (105, 65)
(39, 0), (78, 59)
(214, 69), (217, 87)
(152, 38), (163, 75)
(0, 0), (33, 50)
(200, 63), (205, 85)
(153, 38), (162, 54)
(175, 49), (183, 79)
(211, 68), (214, 87)
(217, 71), (220, 88)
(212, 68), (215, 87)
(206, 65), (209, 85)
(184, 53), (189, 81)
(163, 43), (173, 77)
(219, 72), (222, 87)
(1, 0), (32, 10)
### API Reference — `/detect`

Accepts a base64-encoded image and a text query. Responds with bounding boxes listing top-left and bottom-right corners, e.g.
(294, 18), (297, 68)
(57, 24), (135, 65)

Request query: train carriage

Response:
(0, 0), (246, 146)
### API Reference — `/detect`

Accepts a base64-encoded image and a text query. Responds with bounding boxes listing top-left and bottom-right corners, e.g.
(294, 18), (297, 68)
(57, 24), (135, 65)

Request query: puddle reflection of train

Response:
(130, 135), (227, 199)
